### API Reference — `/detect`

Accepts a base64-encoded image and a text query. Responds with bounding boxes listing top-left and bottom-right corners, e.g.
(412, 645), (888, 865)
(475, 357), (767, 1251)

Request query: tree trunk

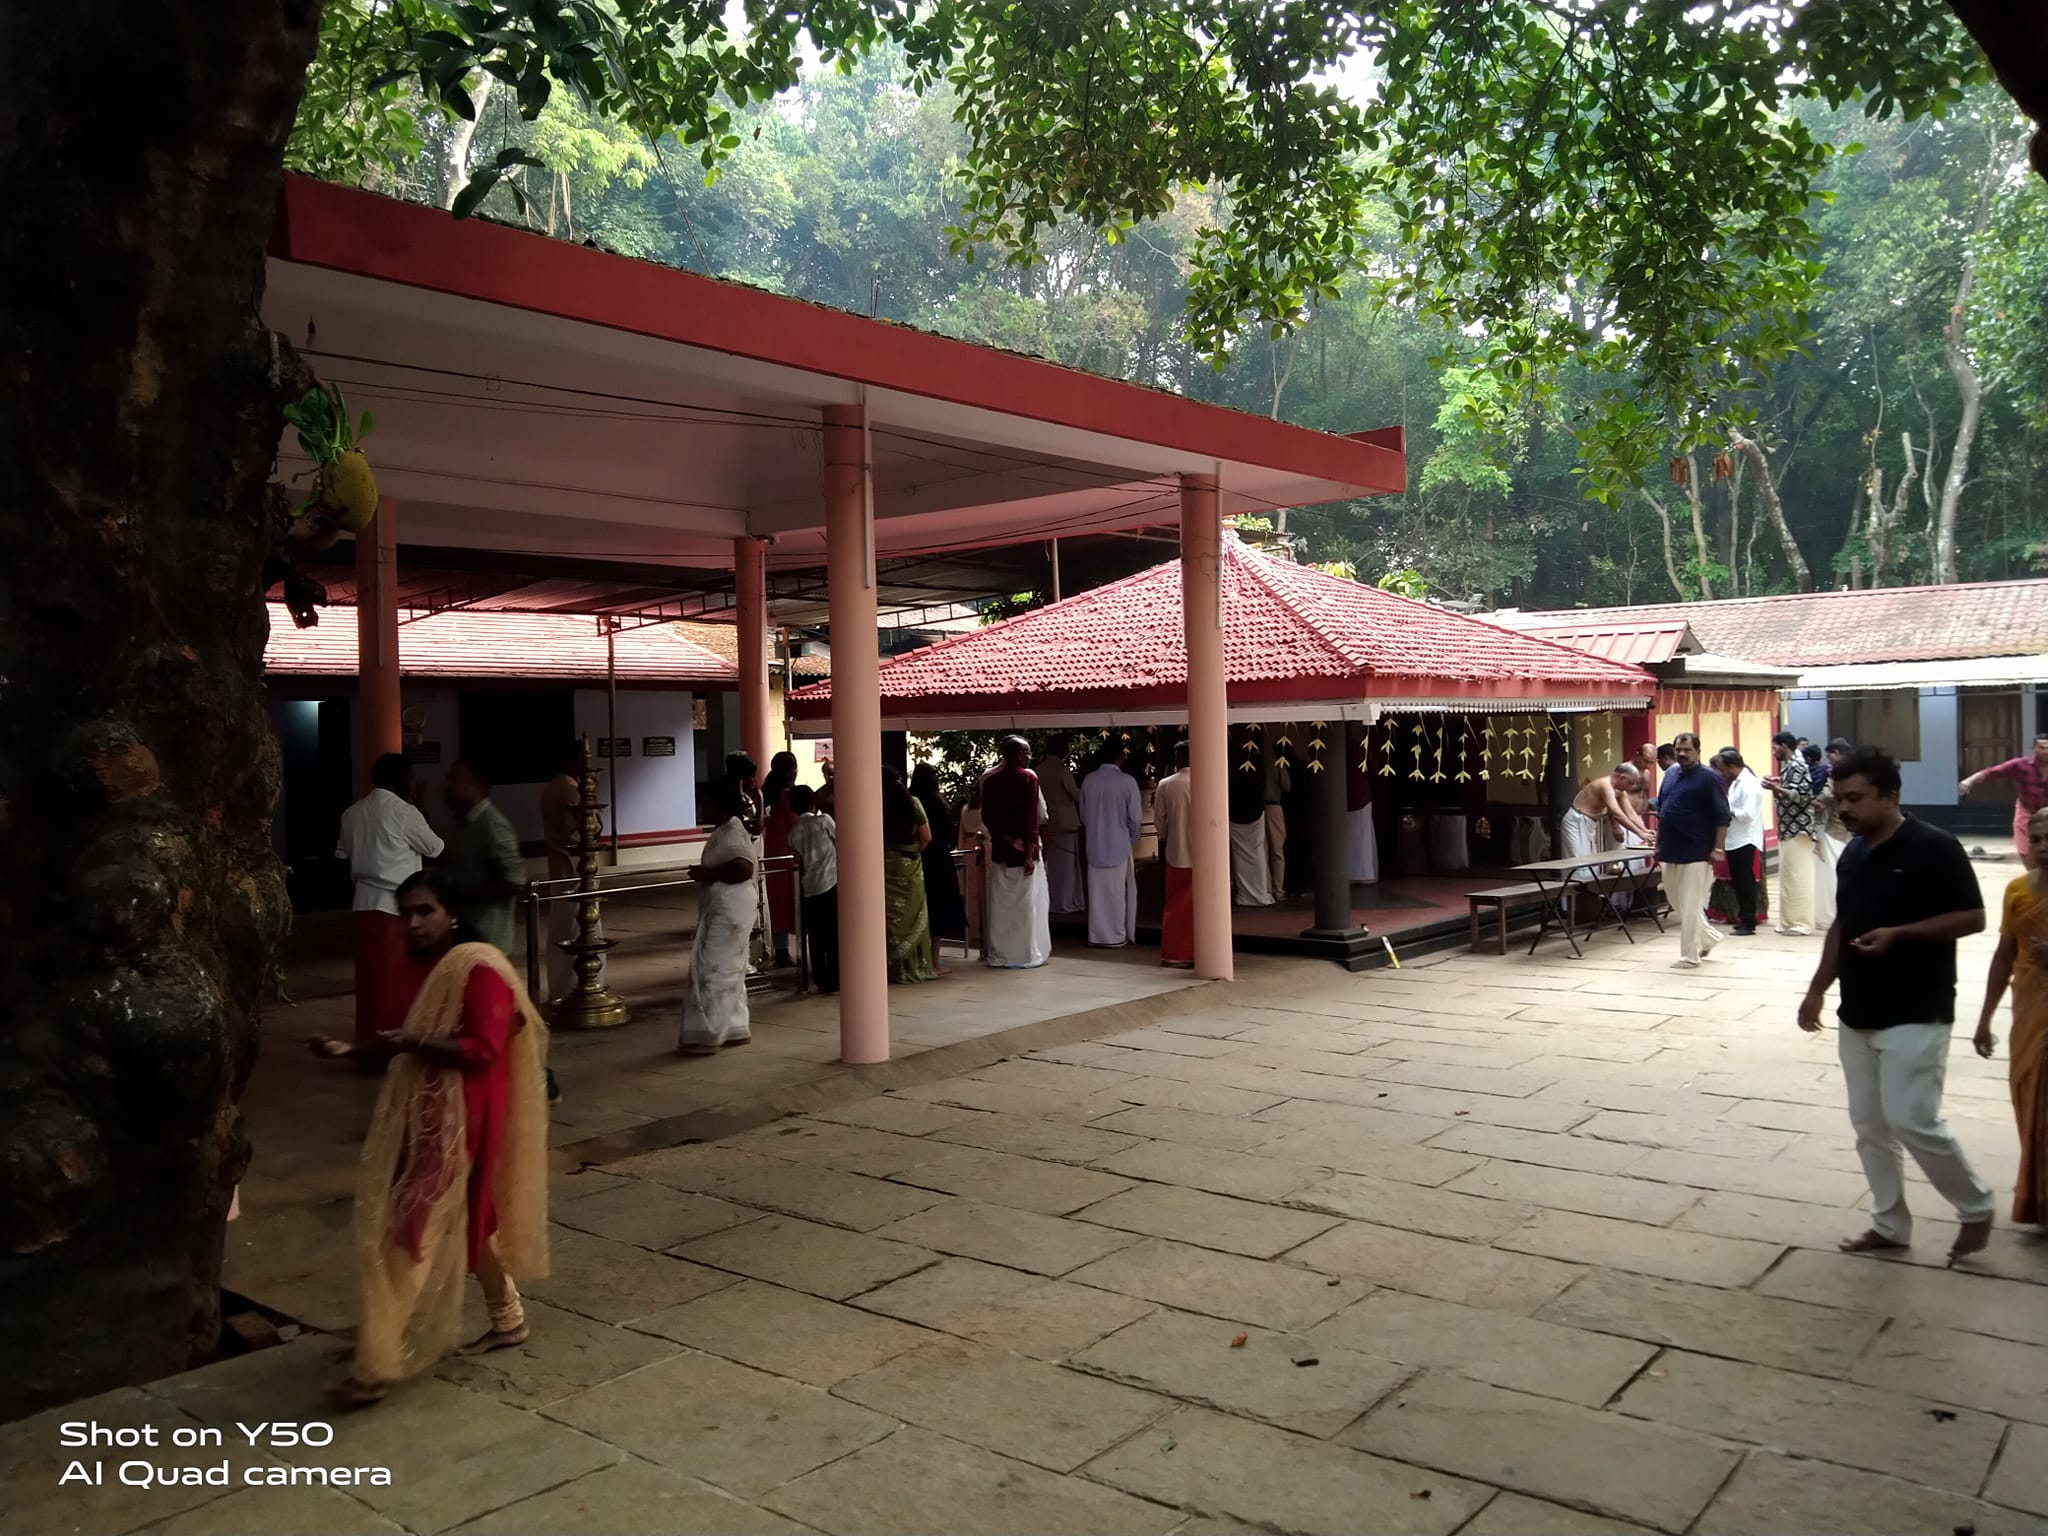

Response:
(1725, 451), (1744, 596)
(1642, 490), (1690, 599)
(439, 73), (496, 210)
(0, 0), (314, 1418)
(1680, 453), (1714, 598)
(1727, 431), (1812, 592)
(1933, 133), (2004, 583)
(1868, 431), (1921, 588)
(1839, 465), (1868, 589)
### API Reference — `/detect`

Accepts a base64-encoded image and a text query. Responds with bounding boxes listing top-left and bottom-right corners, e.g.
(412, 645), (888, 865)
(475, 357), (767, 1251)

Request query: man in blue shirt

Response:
(1656, 732), (1731, 969)
(1080, 743), (1144, 946)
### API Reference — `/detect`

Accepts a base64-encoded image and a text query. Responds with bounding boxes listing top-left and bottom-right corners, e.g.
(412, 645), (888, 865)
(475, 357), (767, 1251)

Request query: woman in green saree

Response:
(882, 766), (939, 984)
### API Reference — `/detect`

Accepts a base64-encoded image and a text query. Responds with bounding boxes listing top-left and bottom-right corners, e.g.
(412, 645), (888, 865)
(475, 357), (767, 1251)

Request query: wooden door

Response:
(1959, 691), (2022, 806)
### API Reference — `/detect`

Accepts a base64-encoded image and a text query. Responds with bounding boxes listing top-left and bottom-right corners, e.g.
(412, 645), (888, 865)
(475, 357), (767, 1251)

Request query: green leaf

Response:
(449, 168), (500, 220)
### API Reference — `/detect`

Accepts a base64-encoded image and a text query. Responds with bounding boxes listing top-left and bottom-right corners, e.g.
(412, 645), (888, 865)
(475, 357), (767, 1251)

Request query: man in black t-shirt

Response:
(1798, 749), (1996, 1265)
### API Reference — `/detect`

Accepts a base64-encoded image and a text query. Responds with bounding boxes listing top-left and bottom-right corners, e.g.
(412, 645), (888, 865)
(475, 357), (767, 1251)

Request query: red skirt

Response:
(352, 911), (410, 1048)
(1161, 864), (1194, 965)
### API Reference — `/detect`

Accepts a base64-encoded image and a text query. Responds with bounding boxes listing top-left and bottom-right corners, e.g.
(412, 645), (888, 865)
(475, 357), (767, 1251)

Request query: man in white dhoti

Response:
(1036, 736), (1086, 916)
(1346, 724), (1379, 883)
(1561, 765), (1651, 863)
(982, 737), (1051, 968)
(1080, 743), (1142, 945)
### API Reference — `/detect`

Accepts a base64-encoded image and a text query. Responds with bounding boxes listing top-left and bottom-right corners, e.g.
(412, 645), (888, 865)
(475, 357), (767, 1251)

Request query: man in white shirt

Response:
(786, 784), (839, 992)
(1080, 743), (1143, 946)
(1714, 749), (1766, 936)
(336, 753), (444, 1046)
(1153, 742), (1194, 967)
(1036, 736), (1086, 916)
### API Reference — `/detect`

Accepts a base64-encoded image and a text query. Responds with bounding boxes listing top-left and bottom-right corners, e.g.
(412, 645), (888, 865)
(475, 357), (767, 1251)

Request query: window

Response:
(457, 688), (575, 786)
(1826, 692), (1921, 762)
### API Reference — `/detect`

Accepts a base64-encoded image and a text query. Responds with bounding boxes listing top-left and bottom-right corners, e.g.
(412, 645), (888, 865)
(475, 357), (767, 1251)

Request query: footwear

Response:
(328, 1377), (387, 1408)
(457, 1325), (529, 1356)
(1732, 926), (1757, 936)
(1671, 958), (1701, 970)
(1839, 1229), (1910, 1254)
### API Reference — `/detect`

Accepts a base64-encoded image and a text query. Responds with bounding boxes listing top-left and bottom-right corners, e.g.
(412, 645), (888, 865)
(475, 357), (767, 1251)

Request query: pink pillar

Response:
(823, 406), (889, 1062)
(356, 496), (402, 791)
(1180, 474), (1235, 980)
(735, 535), (773, 774)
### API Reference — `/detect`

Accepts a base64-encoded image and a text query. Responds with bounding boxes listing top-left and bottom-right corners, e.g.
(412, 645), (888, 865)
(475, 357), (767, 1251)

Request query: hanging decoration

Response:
(1408, 721), (1426, 780)
(1238, 722), (1261, 774)
(1306, 721), (1327, 775)
(1376, 719), (1395, 777)
(1429, 720), (1446, 782)
(1454, 718), (1472, 784)
(1481, 718), (1496, 782)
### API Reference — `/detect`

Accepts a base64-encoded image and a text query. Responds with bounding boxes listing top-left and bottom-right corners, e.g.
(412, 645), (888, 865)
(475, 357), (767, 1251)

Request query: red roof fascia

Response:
(271, 176), (1405, 497)
(263, 605), (736, 685)
(787, 543), (1652, 719)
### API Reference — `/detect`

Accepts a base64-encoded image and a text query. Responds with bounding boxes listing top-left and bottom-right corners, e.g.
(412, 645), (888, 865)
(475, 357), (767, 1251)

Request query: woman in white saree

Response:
(680, 780), (760, 1055)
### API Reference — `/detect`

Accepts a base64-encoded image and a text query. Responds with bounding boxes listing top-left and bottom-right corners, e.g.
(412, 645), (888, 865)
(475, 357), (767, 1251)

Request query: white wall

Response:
(1784, 695), (1828, 747)
(1902, 688), (1959, 806)
(370, 684), (699, 843)
(1785, 686), (1958, 808)
(574, 688), (698, 836)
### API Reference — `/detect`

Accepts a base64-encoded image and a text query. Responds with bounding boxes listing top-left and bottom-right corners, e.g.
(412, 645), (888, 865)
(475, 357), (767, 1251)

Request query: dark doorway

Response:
(278, 696), (355, 910)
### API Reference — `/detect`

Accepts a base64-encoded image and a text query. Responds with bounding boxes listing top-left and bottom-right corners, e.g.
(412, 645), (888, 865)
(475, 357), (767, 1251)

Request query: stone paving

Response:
(8, 869), (2048, 1536)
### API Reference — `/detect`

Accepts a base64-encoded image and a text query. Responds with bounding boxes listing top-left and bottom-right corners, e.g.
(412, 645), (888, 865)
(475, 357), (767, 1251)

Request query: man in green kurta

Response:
(442, 760), (524, 953)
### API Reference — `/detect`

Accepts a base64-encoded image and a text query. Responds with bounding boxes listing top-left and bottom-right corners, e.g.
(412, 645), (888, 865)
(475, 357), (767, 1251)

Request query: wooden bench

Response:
(1468, 882), (1551, 954)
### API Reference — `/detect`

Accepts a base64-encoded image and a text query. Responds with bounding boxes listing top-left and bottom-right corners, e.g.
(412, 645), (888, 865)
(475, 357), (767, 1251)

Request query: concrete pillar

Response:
(735, 535), (772, 774)
(356, 496), (402, 791)
(1305, 732), (1357, 936)
(824, 406), (889, 1062)
(1180, 475), (1234, 980)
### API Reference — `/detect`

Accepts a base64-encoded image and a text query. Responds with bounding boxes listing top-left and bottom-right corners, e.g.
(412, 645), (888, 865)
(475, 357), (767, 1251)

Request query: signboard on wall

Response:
(643, 736), (676, 757)
(405, 741), (442, 765)
(597, 737), (632, 759)
(815, 740), (834, 763)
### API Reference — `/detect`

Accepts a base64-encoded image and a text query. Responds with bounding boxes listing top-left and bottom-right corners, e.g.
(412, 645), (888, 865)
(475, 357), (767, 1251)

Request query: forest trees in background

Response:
(291, 5), (2048, 610)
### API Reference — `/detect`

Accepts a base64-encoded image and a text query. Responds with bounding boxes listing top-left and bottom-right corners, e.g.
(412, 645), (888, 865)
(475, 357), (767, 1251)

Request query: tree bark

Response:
(1932, 133), (2002, 583)
(1727, 432), (1812, 592)
(439, 72), (496, 210)
(1868, 431), (1921, 588)
(0, 0), (315, 1417)
(1679, 453), (1714, 598)
(1642, 490), (1690, 600)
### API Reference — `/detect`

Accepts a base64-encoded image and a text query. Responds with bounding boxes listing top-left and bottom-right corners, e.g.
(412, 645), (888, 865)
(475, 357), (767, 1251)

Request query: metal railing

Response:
(521, 838), (990, 1008)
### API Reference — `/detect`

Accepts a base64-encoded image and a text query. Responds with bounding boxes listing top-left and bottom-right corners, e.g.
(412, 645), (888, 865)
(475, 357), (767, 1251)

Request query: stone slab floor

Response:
(8, 867), (2047, 1536)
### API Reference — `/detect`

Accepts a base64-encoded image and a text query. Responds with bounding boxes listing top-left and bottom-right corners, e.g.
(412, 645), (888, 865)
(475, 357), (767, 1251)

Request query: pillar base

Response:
(1295, 925), (1378, 970)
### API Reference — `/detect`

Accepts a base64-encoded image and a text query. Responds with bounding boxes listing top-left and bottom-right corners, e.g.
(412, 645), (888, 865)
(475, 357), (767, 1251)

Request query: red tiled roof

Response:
(1502, 580), (2048, 667)
(786, 540), (1652, 719)
(263, 606), (736, 685)
(674, 621), (832, 679)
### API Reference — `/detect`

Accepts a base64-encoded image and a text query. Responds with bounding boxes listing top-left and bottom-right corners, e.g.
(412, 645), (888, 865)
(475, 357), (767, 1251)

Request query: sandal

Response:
(457, 1325), (530, 1356)
(1838, 1229), (1909, 1254)
(327, 1377), (387, 1408)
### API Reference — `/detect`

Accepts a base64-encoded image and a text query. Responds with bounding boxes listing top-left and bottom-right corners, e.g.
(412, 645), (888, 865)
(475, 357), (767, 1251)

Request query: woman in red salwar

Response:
(311, 871), (550, 1406)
